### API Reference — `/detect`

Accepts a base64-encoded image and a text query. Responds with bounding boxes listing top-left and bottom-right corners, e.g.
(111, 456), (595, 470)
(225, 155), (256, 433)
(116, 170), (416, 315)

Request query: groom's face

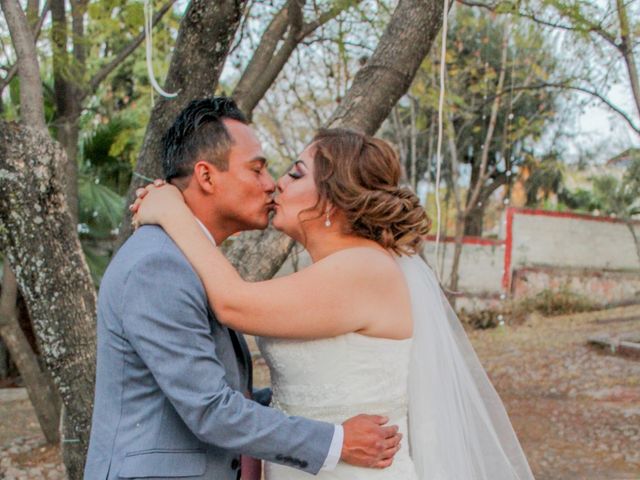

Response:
(210, 120), (276, 231)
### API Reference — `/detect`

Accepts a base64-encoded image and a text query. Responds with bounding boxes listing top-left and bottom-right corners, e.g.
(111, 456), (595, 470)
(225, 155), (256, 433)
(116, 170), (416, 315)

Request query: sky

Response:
(572, 84), (639, 162)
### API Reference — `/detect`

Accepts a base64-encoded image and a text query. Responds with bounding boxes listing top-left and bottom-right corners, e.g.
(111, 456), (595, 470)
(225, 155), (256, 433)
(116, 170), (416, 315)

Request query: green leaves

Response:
(78, 174), (125, 236)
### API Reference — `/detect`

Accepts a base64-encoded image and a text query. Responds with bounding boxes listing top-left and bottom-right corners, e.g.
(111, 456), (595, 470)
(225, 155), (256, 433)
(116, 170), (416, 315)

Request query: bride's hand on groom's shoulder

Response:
(130, 180), (185, 228)
(340, 414), (402, 469)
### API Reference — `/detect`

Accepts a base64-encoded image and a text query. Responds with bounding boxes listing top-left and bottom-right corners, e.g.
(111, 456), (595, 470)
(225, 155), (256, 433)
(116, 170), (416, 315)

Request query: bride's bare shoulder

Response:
(316, 247), (405, 282)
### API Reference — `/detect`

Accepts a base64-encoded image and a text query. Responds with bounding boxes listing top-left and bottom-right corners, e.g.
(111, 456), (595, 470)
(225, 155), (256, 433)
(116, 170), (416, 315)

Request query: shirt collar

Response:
(195, 218), (216, 246)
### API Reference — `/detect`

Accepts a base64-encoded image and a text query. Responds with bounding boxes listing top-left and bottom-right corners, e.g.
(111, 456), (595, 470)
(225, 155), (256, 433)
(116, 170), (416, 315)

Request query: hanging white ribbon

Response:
(144, 0), (179, 99)
(433, 0), (450, 281)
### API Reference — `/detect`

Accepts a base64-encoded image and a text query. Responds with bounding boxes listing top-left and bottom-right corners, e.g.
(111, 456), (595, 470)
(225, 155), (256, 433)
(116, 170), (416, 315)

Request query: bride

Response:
(132, 128), (535, 480)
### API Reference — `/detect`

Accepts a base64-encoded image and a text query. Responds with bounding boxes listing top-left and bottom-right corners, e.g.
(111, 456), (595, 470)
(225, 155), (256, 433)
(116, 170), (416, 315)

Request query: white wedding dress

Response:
(258, 255), (535, 480)
(258, 332), (418, 479)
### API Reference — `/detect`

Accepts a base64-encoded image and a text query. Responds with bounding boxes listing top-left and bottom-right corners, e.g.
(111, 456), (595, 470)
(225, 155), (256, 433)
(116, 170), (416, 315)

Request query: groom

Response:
(84, 97), (401, 479)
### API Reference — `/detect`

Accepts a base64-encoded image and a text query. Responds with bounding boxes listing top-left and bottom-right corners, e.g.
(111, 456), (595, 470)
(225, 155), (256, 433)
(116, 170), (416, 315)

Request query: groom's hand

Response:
(340, 414), (402, 469)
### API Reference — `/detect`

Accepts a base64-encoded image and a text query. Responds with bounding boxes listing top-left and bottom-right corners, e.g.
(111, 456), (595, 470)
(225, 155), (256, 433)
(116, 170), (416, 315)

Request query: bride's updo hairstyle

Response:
(310, 128), (431, 255)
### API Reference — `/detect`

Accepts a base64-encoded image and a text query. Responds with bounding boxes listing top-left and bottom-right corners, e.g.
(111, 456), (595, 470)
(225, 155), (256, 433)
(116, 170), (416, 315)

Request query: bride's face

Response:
(272, 144), (323, 241)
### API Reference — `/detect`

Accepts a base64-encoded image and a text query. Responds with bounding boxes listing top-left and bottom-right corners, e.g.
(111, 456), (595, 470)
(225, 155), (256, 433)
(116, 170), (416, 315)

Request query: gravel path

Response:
(1, 306), (638, 479)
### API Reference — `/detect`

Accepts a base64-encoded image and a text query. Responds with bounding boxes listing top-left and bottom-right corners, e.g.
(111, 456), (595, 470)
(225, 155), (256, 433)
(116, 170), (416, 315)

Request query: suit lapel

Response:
(227, 327), (253, 394)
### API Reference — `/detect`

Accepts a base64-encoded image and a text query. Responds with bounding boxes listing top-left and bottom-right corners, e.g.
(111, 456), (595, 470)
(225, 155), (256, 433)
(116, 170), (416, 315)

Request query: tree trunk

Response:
(225, 228), (296, 281)
(0, 338), (8, 379)
(1, 0), (173, 475)
(0, 0), (46, 128)
(230, 0), (446, 280)
(233, 0), (362, 120)
(449, 24), (509, 296)
(463, 204), (485, 236)
(615, 0), (640, 122)
(448, 217), (465, 305)
(409, 97), (417, 190)
(233, 1), (300, 119)
(51, 0), (83, 223)
(327, 0), (444, 133)
(118, 0), (248, 245)
(627, 221), (640, 266)
(0, 263), (62, 444)
(0, 122), (97, 479)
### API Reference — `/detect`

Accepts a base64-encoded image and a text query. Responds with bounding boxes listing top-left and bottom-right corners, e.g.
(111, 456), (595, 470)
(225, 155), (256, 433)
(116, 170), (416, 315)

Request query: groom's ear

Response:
(192, 160), (219, 194)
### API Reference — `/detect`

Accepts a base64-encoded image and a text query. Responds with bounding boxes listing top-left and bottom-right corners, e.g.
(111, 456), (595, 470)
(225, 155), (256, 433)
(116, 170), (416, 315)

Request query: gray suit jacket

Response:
(84, 226), (334, 479)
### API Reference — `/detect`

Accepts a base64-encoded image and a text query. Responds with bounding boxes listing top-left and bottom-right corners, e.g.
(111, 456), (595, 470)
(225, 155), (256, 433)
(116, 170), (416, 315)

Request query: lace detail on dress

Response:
(258, 333), (418, 479)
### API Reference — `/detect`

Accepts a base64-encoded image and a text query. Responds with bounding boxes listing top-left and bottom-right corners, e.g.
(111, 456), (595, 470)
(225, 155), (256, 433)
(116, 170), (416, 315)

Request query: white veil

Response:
(397, 255), (535, 480)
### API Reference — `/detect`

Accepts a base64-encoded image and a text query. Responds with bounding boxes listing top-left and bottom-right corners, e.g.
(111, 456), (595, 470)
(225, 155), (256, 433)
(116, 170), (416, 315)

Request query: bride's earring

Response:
(324, 212), (331, 228)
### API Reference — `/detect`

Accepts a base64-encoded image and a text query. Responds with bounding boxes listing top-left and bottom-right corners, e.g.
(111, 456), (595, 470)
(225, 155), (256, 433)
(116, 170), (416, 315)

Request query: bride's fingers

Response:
(129, 194), (147, 213)
(135, 180), (164, 199)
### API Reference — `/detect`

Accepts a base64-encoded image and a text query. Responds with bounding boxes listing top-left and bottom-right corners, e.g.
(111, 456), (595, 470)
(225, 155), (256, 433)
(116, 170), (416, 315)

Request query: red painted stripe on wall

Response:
(424, 235), (505, 246)
(509, 207), (640, 225)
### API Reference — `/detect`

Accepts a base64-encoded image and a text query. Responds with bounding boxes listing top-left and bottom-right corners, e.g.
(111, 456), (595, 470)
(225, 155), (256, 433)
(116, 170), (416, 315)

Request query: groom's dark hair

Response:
(161, 97), (247, 182)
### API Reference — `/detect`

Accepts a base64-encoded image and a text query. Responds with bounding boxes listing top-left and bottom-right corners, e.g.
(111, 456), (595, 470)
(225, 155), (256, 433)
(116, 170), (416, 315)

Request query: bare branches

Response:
(457, 0), (618, 47)
(233, 0), (363, 118)
(457, 0), (640, 138)
(328, 0), (445, 133)
(484, 82), (640, 135)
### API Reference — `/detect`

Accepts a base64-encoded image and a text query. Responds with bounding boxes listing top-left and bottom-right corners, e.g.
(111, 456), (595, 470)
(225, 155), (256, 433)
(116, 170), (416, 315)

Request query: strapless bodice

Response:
(257, 333), (418, 479)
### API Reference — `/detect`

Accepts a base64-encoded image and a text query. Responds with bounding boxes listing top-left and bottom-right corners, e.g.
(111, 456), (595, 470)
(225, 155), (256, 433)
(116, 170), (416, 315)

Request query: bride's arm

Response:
(133, 185), (397, 339)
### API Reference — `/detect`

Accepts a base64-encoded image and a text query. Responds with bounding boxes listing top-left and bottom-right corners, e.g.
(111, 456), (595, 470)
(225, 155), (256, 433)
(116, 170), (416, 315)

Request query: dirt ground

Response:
(1, 305), (639, 479)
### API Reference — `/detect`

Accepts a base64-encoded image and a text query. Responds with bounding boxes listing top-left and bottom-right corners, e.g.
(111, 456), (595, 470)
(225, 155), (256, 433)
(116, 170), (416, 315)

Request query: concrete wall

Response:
(275, 208), (640, 311)
(512, 267), (640, 307)
(277, 239), (506, 299)
(511, 212), (640, 271)
(421, 239), (504, 295)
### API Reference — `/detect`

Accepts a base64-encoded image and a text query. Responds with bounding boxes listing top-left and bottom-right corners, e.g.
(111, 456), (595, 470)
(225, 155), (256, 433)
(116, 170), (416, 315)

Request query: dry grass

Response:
(461, 288), (598, 329)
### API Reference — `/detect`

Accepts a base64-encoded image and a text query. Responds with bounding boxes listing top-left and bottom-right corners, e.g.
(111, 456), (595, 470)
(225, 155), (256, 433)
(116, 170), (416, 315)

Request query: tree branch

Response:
(0, 0), (49, 102)
(85, 0), (176, 98)
(328, 0), (445, 132)
(233, 0), (362, 118)
(118, 0), (248, 245)
(0, 0), (46, 129)
(464, 24), (509, 217)
(615, 0), (640, 120)
(483, 81), (640, 135)
(457, 0), (619, 48)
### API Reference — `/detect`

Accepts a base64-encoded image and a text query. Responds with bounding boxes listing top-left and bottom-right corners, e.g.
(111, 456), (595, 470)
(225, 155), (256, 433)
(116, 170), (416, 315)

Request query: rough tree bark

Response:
(118, 0), (248, 245)
(327, 0), (444, 133)
(119, 0), (361, 244)
(1, 0), (95, 475)
(0, 122), (97, 479)
(1, 0), (63, 445)
(231, 0), (446, 282)
(0, 263), (61, 443)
